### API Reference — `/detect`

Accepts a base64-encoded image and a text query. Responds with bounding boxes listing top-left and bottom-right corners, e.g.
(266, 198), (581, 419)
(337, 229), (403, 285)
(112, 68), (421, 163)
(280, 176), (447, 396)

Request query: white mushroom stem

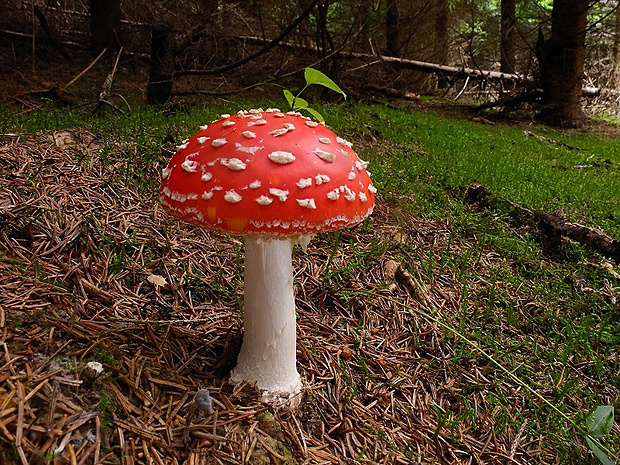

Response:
(229, 237), (302, 402)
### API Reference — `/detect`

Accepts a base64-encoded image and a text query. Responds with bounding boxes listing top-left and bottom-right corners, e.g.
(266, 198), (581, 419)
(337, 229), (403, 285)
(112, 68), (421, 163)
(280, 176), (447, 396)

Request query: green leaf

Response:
(587, 406), (615, 438)
(303, 107), (325, 123)
(586, 437), (616, 465)
(283, 89), (295, 109)
(304, 68), (346, 99)
(292, 96), (309, 111)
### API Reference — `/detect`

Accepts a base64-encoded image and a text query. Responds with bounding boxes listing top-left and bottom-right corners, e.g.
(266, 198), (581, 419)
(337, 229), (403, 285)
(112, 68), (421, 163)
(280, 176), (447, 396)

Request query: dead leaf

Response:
(378, 391), (390, 407)
(147, 274), (168, 287)
(340, 347), (353, 361)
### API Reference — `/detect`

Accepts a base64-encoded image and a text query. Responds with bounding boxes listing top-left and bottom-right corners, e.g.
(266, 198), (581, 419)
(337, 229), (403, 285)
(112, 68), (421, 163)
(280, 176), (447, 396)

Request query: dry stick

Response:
(173, 56), (325, 97)
(33, 7), (69, 59)
(93, 415), (101, 464)
(15, 381), (28, 465)
(290, 414), (308, 457)
(174, 24), (359, 98)
(111, 316), (223, 325)
(454, 75), (471, 101)
(62, 48), (108, 92)
(100, 48), (123, 101)
(534, 209), (620, 262)
(98, 48), (129, 113)
(381, 294), (618, 462)
(191, 33), (524, 84)
(79, 278), (114, 306)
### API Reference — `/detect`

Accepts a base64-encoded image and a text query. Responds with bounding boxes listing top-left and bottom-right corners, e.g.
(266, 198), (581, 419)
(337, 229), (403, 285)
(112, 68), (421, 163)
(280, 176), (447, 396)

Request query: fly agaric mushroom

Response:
(160, 108), (376, 403)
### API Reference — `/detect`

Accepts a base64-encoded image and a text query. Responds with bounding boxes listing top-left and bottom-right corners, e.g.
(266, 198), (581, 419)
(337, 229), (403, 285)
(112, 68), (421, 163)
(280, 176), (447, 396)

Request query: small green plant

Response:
(283, 67), (346, 122)
(45, 450), (62, 461)
(90, 344), (117, 367)
(97, 392), (118, 427)
(586, 405), (616, 465)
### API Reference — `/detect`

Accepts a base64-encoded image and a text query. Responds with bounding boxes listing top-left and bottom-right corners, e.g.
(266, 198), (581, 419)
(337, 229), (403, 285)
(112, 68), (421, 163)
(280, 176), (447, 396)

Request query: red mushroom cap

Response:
(159, 109), (376, 236)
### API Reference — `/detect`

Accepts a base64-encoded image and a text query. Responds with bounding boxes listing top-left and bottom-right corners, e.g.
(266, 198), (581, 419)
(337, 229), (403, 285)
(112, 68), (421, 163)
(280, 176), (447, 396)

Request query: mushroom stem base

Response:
(229, 237), (301, 403)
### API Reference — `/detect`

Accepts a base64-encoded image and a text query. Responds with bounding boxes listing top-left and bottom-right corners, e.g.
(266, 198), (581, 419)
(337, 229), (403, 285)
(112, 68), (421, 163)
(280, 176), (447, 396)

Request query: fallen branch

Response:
(177, 33), (524, 82)
(62, 47), (108, 92)
(78, 278), (114, 306)
(173, 0), (320, 78)
(464, 184), (620, 263)
(534, 210), (620, 262)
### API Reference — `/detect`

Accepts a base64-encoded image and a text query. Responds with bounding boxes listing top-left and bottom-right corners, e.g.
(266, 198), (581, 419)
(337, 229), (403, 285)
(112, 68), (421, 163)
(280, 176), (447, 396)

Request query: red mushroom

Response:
(160, 108), (376, 403)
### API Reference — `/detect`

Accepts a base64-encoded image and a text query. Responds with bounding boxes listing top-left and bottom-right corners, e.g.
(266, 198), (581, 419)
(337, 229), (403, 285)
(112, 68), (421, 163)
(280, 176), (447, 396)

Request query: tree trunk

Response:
(147, 22), (175, 105)
(386, 0), (401, 56)
(500, 0), (516, 74)
(315, 0), (334, 56)
(315, 0), (339, 78)
(89, 0), (121, 55)
(536, 0), (589, 126)
(434, 0), (449, 88)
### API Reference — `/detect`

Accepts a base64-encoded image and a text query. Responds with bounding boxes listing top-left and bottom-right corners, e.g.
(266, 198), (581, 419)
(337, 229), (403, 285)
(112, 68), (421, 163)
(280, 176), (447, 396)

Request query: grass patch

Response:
(321, 102), (620, 236)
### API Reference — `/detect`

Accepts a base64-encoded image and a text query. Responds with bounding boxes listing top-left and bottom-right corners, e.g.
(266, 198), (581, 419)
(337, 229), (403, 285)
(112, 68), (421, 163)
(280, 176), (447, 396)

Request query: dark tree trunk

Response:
(434, 0), (449, 63)
(315, 0), (334, 56)
(147, 22), (175, 105)
(90, 0), (121, 55)
(315, 0), (339, 78)
(536, 0), (589, 126)
(500, 0), (516, 74)
(434, 0), (449, 88)
(386, 0), (401, 56)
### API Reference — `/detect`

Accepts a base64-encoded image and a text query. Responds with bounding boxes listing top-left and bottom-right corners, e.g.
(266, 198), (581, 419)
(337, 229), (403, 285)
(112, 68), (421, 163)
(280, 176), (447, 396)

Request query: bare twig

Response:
(62, 48), (108, 92)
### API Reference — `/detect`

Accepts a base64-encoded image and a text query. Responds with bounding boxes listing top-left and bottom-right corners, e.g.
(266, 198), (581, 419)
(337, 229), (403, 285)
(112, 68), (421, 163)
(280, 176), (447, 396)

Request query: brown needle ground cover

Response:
(0, 130), (587, 464)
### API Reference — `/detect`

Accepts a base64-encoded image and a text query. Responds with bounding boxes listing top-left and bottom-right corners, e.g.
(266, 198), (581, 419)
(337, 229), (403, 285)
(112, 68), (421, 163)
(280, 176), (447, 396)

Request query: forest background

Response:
(1, 0), (620, 124)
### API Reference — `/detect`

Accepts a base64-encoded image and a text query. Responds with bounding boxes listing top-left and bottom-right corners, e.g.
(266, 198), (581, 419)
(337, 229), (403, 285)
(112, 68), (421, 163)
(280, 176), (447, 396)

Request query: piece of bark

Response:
(534, 210), (620, 262)
(464, 184), (620, 263)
